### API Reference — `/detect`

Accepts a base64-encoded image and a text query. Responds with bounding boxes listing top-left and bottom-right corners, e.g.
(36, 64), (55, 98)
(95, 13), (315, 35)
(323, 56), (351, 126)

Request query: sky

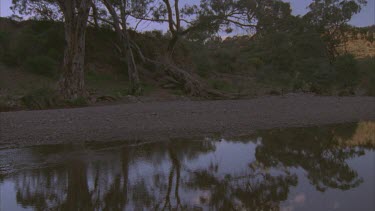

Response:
(0, 0), (374, 27)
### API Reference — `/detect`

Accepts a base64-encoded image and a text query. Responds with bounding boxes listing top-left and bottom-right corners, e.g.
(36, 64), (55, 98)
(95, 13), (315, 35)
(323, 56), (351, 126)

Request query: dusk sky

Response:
(0, 0), (374, 27)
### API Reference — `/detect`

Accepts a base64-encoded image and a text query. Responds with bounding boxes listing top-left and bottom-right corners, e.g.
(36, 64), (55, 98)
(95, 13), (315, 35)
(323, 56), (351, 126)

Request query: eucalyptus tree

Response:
(145, 0), (260, 55)
(98, 0), (152, 95)
(94, 0), (226, 97)
(11, 0), (92, 100)
(119, 0), (266, 97)
(304, 0), (367, 61)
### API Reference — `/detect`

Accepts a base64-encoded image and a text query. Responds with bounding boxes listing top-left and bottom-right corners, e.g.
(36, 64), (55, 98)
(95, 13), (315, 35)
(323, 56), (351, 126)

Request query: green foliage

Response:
(248, 58), (264, 70)
(305, 0), (367, 60)
(1, 20), (63, 71)
(140, 83), (156, 95)
(21, 87), (60, 109)
(209, 79), (235, 92)
(189, 43), (213, 78)
(333, 54), (359, 89)
(66, 97), (88, 107)
(1, 3), (373, 102)
(25, 55), (58, 77)
(0, 99), (14, 112)
(21, 87), (90, 109)
(366, 73), (375, 96)
(0, 31), (9, 51)
(194, 57), (212, 78)
(212, 49), (238, 73)
(358, 57), (375, 96)
(0, 30), (18, 66)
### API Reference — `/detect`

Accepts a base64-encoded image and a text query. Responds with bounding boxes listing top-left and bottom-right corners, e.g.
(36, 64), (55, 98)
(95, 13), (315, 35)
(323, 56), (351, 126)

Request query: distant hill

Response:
(342, 25), (375, 58)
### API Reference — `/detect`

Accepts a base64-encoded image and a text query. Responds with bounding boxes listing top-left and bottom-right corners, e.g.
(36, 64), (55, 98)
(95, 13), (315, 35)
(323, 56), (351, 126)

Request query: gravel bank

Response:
(1, 94), (374, 147)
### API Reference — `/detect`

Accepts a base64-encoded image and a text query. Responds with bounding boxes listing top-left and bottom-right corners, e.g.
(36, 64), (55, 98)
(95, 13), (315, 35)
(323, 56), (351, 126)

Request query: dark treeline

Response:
(1, 0), (374, 106)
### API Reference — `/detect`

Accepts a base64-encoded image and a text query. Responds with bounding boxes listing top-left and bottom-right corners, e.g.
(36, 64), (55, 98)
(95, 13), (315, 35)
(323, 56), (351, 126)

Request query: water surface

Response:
(0, 122), (374, 210)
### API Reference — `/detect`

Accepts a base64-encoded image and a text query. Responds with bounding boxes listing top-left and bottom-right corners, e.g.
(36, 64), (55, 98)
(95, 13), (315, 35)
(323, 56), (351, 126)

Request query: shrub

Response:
(359, 57), (375, 96)
(1, 54), (19, 66)
(66, 97), (89, 107)
(0, 100), (13, 112)
(0, 31), (18, 65)
(248, 57), (264, 70)
(24, 56), (58, 77)
(333, 54), (359, 89)
(193, 54), (213, 78)
(213, 49), (237, 73)
(0, 31), (9, 50)
(209, 79), (235, 92)
(367, 74), (375, 96)
(21, 87), (60, 109)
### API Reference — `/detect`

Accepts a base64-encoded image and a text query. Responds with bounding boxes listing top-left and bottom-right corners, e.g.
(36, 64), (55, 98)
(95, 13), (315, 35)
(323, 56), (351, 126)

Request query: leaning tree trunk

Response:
(58, 0), (91, 100)
(102, 0), (142, 95)
(131, 41), (230, 99)
(123, 32), (141, 95)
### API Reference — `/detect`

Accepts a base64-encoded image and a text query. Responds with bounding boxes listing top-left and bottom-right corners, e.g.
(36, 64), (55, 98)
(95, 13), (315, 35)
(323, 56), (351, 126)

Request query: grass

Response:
(141, 83), (156, 95)
(86, 71), (130, 97)
(65, 97), (89, 107)
(208, 79), (236, 93)
(24, 55), (58, 77)
(21, 87), (60, 109)
(0, 96), (16, 112)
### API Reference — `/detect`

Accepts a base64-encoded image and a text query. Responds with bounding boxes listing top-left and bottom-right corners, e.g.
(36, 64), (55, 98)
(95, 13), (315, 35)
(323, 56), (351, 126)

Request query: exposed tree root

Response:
(131, 41), (233, 99)
(151, 59), (233, 99)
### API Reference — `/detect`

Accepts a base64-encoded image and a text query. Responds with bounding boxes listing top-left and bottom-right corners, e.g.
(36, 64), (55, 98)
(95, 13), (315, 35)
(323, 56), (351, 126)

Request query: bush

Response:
(358, 57), (375, 96)
(25, 56), (58, 77)
(333, 54), (359, 89)
(0, 100), (13, 112)
(292, 58), (331, 92)
(1, 54), (19, 66)
(213, 49), (238, 73)
(367, 75), (375, 96)
(193, 53), (213, 78)
(249, 57), (264, 70)
(0, 31), (9, 49)
(21, 87), (60, 109)
(209, 79), (235, 92)
(66, 97), (89, 107)
(0, 31), (18, 65)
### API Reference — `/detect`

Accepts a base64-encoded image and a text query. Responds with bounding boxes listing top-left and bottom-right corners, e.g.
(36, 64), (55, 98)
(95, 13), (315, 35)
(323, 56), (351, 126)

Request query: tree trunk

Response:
(59, 25), (86, 100)
(64, 161), (92, 210)
(125, 41), (142, 95)
(57, 0), (91, 100)
(167, 34), (179, 55)
(102, 0), (142, 95)
(123, 30), (141, 95)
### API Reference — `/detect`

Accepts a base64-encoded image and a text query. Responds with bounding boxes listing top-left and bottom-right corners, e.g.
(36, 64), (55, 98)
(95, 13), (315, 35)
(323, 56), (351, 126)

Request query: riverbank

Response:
(1, 94), (374, 148)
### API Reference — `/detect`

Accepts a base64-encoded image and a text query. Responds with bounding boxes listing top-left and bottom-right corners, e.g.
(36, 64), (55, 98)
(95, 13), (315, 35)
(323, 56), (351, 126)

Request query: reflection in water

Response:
(0, 122), (374, 210)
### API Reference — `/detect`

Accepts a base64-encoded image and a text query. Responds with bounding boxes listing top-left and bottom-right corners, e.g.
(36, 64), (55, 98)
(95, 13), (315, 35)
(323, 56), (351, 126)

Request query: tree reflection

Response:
(184, 123), (372, 209)
(160, 146), (183, 210)
(14, 167), (68, 211)
(254, 123), (367, 191)
(188, 168), (298, 210)
(9, 140), (216, 210)
(5, 122), (373, 210)
(63, 160), (93, 210)
(101, 146), (129, 210)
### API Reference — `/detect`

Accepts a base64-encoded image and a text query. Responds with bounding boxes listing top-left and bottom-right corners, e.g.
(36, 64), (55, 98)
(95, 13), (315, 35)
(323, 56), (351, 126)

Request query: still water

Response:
(0, 122), (374, 211)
